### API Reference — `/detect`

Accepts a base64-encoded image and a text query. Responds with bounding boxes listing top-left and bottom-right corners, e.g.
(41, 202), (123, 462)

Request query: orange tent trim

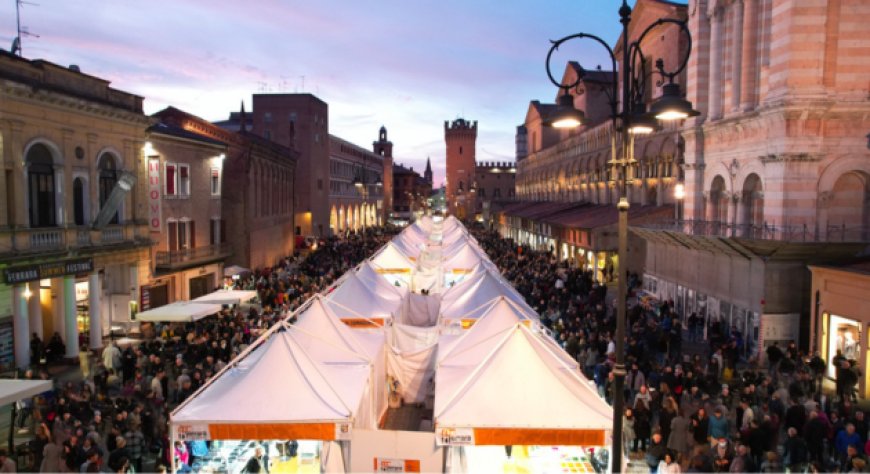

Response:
(208, 423), (336, 440)
(472, 428), (605, 446)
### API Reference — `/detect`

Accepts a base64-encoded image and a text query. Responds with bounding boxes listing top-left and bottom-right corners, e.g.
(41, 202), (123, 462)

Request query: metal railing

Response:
(638, 219), (870, 243)
(155, 243), (231, 267)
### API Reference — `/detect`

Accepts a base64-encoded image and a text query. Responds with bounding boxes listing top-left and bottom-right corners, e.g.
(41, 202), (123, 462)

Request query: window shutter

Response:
(166, 165), (176, 195)
(210, 219), (216, 245)
(220, 219), (227, 243)
(168, 221), (177, 251)
(189, 220), (196, 249)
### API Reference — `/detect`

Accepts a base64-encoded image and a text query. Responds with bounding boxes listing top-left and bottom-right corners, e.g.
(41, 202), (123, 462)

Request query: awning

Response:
(542, 203), (673, 230)
(0, 379), (53, 406)
(193, 290), (258, 305)
(136, 302), (222, 322)
(223, 265), (252, 277)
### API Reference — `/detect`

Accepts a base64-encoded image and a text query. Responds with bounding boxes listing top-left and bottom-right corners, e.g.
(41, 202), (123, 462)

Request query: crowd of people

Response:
(471, 226), (866, 473)
(11, 228), (395, 473)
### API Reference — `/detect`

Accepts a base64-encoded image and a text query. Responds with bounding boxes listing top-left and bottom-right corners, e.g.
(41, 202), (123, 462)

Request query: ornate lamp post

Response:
(543, 1), (697, 471)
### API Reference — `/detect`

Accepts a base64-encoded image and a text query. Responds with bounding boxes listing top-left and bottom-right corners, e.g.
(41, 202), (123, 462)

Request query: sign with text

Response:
(374, 457), (421, 473)
(4, 258), (94, 285)
(436, 427), (474, 446)
(173, 423), (210, 441)
(148, 157), (162, 232)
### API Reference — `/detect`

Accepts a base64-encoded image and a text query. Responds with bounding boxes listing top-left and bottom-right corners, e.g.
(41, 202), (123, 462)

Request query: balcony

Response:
(155, 243), (232, 270)
(0, 223), (148, 257)
(639, 219), (870, 243)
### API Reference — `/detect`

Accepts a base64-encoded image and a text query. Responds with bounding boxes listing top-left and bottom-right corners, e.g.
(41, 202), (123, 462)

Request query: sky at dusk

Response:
(1, 0), (634, 186)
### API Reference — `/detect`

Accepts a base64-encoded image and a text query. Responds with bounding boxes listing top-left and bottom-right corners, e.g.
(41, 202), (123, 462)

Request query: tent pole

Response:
(169, 425), (176, 474)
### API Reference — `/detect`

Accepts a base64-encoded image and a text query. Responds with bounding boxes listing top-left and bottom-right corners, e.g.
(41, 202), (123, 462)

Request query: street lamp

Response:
(544, 2), (697, 471)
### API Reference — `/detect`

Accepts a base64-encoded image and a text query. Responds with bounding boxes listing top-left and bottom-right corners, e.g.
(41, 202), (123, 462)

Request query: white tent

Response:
(171, 324), (372, 441)
(442, 243), (485, 272)
(193, 289), (258, 305)
(437, 297), (540, 362)
(439, 270), (533, 325)
(434, 323), (612, 447)
(0, 379), (52, 406)
(355, 261), (406, 303)
(136, 302), (222, 322)
(324, 273), (402, 327)
(370, 242), (415, 270)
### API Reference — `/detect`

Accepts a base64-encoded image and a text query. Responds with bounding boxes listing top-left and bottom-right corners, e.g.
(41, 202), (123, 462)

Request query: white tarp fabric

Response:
(0, 379), (52, 406)
(442, 244), (484, 271)
(193, 290), (258, 305)
(136, 302), (222, 322)
(437, 297), (540, 364)
(444, 446), (468, 474)
(435, 324), (612, 431)
(223, 265), (251, 277)
(320, 440), (345, 474)
(404, 293), (440, 327)
(355, 261), (406, 302)
(386, 323), (439, 404)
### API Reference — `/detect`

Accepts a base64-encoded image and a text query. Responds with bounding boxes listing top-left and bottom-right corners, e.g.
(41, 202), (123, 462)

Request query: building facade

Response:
(509, 0), (685, 278)
(392, 163), (432, 224)
(144, 119), (231, 307)
(155, 107), (297, 271)
(0, 52), (153, 369)
(328, 133), (386, 233)
(636, 0), (870, 356)
(473, 161), (516, 225)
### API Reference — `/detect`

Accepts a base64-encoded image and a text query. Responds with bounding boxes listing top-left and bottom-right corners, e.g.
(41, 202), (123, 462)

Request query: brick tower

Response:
(373, 125), (393, 225)
(445, 118), (477, 219)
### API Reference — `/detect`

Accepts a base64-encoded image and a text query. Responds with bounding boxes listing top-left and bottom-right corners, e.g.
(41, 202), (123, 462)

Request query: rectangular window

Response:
(168, 221), (178, 251)
(211, 168), (221, 196)
(210, 219), (216, 245)
(220, 219), (226, 243)
(179, 165), (190, 196)
(165, 164), (177, 196)
(178, 221), (188, 249)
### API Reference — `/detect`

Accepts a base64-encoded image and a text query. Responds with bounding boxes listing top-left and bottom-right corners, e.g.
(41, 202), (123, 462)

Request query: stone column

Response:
(64, 275), (79, 358)
(731, 0), (744, 112)
(740, 0), (759, 110)
(89, 272), (103, 350)
(51, 278), (65, 341)
(708, 7), (724, 119)
(28, 281), (43, 340)
(12, 284), (30, 369)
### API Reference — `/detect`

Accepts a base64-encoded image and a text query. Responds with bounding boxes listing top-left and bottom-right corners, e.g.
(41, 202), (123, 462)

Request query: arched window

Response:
(73, 177), (86, 226)
(27, 143), (56, 228)
(99, 153), (119, 224)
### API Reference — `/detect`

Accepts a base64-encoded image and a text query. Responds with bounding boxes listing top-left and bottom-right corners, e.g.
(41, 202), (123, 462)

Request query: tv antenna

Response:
(12, 0), (40, 57)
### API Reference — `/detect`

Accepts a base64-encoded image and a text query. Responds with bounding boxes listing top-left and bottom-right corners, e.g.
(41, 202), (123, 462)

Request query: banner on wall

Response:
(148, 157), (162, 232)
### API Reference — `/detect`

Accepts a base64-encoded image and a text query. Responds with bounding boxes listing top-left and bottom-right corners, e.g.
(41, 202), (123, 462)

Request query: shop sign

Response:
(373, 457), (421, 473)
(335, 422), (352, 440)
(173, 423), (210, 441)
(436, 427), (474, 446)
(148, 157), (162, 232)
(4, 258), (94, 285)
(140, 286), (151, 312)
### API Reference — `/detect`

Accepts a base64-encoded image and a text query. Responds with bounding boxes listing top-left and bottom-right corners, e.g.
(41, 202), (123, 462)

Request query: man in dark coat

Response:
(783, 427), (809, 472)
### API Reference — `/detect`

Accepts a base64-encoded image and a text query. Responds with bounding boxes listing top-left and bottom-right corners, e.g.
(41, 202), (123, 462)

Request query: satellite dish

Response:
(11, 37), (21, 56)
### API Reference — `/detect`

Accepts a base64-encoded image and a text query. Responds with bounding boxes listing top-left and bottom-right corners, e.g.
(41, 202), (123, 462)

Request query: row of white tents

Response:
(169, 216), (613, 473)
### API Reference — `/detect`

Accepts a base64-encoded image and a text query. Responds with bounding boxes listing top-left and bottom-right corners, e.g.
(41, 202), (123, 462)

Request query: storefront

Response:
(643, 273), (761, 359)
(810, 263), (870, 398)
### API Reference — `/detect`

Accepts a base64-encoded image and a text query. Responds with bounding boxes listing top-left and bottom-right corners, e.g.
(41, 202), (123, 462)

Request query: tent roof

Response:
(172, 325), (369, 425)
(442, 243), (484, 271)
(295, 296), (384, 361)
(0, 379), (53, 406)
(193, 290), (258, 305)
(324, 273), (401, 322)
(136, 302), (222, 322)
(223, 265), (251, 277)
(370, 242), (414, 270)
(438, 297), (540, 364)
(355, 261), (406, 300)
(440, 270), (531, 321)
(435, 324), (612, 430)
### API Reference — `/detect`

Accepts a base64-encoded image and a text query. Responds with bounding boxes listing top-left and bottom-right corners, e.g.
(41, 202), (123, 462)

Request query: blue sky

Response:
(2, 0), (631, 185)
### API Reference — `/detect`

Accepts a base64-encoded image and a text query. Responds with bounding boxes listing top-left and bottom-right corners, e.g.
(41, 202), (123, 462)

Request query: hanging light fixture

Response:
(544, 93), (586, 129)
(648, 83), (700, 121)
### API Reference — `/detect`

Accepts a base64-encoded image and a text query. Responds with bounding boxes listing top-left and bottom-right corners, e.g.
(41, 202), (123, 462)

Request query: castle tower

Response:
(424, 157), (433, 184)
(445, 118), (477, 219)
(373, 125), (393, 224)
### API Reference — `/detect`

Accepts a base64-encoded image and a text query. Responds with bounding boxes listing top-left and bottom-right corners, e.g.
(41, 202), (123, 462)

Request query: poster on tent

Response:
(173, 423), (210, 441)
(436, 427), (474, 446)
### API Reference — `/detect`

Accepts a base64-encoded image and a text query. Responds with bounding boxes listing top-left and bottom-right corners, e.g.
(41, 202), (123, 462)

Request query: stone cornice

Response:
(2, 81), (151, 126)
(759, 152), (823, 164)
